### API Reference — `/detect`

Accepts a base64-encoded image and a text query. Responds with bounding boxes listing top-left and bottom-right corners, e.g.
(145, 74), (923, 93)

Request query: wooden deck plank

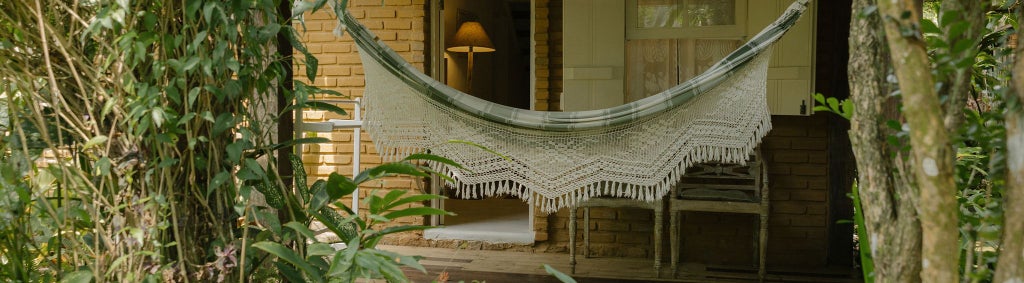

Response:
(378, 245), (859, 283)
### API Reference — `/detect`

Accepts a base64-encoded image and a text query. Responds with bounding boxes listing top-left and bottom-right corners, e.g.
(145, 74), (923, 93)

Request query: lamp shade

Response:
(447, 21), (495, 53)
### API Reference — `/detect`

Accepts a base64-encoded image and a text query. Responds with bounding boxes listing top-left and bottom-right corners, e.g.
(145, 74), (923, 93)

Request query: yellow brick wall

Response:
(547, 0), (563, 111)
(532, 0), (562, 111)
(295, 0), (429, 227)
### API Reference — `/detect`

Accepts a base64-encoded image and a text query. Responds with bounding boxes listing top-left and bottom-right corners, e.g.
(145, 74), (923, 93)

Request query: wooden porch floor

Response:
(379, 245), (859, 283)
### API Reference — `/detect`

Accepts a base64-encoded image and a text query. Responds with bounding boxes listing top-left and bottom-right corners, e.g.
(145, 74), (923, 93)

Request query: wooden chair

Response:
(669, 148), (769, 280)
(568, 198), (664, 276)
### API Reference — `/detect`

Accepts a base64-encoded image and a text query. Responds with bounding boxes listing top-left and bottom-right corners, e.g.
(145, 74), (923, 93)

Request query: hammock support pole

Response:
(296, 98), (364, 212)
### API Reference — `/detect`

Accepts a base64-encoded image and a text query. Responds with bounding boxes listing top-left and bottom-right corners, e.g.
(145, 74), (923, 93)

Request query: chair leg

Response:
(584, 207), (591, 258)
(758, 214), (769, 282)
(569, 207), (577, 274)
(670, 210), (679, 277)
(653, 206), (663, 277)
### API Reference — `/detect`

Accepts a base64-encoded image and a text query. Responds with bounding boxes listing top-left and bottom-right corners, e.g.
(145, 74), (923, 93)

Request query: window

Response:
(561, 0), (814, 115)
(625, 0), (746, 102)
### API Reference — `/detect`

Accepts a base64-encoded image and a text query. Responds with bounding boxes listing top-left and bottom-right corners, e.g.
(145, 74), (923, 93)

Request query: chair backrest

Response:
(675, 148), (767, 203)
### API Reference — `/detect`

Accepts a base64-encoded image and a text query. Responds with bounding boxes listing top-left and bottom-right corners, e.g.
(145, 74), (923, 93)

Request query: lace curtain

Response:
(628, 1), (741, 102)
(627, 39), (741, 102)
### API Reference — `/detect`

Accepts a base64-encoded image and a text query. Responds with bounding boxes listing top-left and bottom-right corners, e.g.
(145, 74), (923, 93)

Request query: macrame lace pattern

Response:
(360, 49), (773, 213)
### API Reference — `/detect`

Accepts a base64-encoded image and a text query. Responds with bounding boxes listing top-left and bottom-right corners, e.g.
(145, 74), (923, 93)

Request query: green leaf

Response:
(306, 55), (319, 83)
(373, 225), (434, 238)
(285, 221), (317, 239)
(397, 254), (427, 273)
(353, 163), (429, 184)
(101, 97), (118, 118)
(212, 113), (234, 136)
(60, 271), (94, 283)
(252, 242), (324, 282)
(447, 139), (509, 160)
(309, 180), (329, 211)
(826, 97), (839, 112)
(311, 87), (344, 97)
(291, 154), (310, 200)
(366, 249), (421, 275)
(186, 87), (201, 107)
(886, 120), (902, 131)
(402, 153), (465, 170)
(368, 214), (389, 223)
(328, 237), (361, 278)
(256, 208), (282, 234)
(840, 100), (853, 119)
(293, 1), (316, 16)
(258, 23), (282, 41)
(182, 57), (200, 72)
(950, 39), (976, 55)
(310, 208), (361, 242)
(813, 92), (826, 104)
(202, 2), (217, 23)
(176, 112), (196, 127)
(919, 18), (940, 35)
(254, 182), (285, 209)
(939, 10), (959, 26)
(383, 207), (449, 220)
(361, 250), (407, 282)
(83, 135), (108, 150)
(274, 261), (308, 283)
(239, 158), (268, 181)
(886, 136), (901, 148)
(946, 21), (969, 43)
(379, 190), (407, 210)
(260, 137), (330, 154)
(95, 157), (111, 176)
(544, 264), (577, 283)
(226, 142), (243, 164)
(326, 173), (357, 201)
(308, 243), (337, 257)
(384, 194), (445, 211)
(207, 171), (232, 197)
(305, 101), (347, 117)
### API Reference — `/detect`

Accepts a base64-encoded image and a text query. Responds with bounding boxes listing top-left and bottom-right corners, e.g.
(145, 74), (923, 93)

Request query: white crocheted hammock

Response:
(336, 0), (809, 212)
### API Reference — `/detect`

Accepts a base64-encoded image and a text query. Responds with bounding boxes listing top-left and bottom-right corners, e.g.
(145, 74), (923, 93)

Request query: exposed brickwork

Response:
(533, 0), (550, 111)
(532, 0), (562, 111)
(547, 0), (563, 111)
(762, 115), (830, 268)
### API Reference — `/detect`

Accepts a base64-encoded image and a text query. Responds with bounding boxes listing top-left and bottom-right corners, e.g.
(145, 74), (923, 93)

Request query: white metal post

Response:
(294, 99), (364, 216)
(351, 98), (361, 213)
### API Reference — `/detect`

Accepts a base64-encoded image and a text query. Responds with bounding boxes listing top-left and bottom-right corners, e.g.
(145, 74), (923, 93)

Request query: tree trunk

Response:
(937, 0), (985, 131)
(847, 0), (922, 281)
(994, 9), (1024, 281)
(877, 1), (960, 282)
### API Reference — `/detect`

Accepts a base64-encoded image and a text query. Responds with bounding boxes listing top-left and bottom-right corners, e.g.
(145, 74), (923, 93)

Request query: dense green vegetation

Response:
(0, 0), (460, 281)
(821, 1), (1024, 281)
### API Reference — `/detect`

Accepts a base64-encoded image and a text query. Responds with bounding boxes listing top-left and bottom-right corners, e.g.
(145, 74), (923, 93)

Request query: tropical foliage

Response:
(823, 1), (1024, 281)
(0, 0), (458, 281)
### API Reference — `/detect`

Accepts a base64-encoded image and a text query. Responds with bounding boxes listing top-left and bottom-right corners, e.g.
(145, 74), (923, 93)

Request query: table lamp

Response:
(447, 21), (495, 88)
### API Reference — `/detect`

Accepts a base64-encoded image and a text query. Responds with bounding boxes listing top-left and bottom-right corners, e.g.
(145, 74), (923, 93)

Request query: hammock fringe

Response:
(422, 111), (771, 213)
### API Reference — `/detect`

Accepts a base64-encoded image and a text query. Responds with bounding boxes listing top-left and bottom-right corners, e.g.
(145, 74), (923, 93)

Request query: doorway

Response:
(424, 0), (535, 244)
